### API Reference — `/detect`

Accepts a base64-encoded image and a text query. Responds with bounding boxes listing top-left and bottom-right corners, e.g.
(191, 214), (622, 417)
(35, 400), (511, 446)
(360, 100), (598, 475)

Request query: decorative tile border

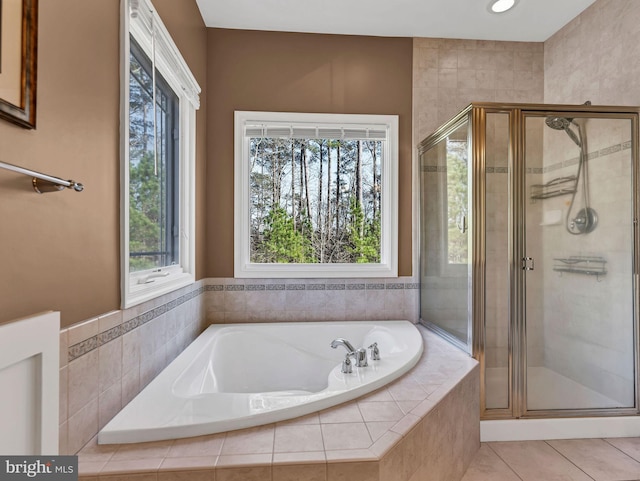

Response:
(203, 280), (419, 291)
(67, 285), (204, 362)
(423, 140), (631, 175)
(66, 279), (419, 363)
(541, 140), (630, 174)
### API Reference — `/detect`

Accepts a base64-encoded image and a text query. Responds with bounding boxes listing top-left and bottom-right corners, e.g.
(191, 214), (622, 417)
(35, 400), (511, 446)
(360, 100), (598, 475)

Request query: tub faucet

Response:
(331, 338), (368, 369)
(330, 338), (356, 353)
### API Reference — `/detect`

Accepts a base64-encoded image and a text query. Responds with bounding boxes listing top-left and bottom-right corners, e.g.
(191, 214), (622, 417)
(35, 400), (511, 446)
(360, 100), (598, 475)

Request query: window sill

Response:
(123, 271), (195, 309)
(235, 262), (397, 279)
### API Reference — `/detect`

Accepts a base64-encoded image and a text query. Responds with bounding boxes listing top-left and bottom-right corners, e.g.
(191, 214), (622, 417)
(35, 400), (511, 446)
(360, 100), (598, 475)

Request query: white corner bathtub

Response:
(99, 320), (423, 444)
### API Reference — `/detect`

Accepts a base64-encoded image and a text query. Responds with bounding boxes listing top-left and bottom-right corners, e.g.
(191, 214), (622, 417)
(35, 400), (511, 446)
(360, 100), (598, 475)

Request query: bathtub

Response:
(99, 320), (423, 444)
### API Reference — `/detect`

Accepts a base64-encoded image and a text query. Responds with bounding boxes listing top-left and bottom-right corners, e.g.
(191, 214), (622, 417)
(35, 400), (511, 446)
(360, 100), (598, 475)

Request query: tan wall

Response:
(0, 0), (206, 328)
(153, 0), (208, 281)
(205, 28), (414, 277)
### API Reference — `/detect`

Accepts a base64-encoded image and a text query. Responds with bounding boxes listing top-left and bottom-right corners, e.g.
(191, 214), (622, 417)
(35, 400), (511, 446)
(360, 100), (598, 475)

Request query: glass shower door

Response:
(523, 114), (637, 413)
(420, 118), (473, 352)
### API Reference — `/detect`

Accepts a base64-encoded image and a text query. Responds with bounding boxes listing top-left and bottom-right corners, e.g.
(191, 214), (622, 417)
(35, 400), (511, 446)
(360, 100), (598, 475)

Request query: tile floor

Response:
(462, 438), (640, 481)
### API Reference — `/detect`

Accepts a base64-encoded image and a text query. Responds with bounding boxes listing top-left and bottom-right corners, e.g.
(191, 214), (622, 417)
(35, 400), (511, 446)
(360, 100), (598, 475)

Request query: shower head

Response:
(545, 116), (582, 147)
(545, 116), (572, 131)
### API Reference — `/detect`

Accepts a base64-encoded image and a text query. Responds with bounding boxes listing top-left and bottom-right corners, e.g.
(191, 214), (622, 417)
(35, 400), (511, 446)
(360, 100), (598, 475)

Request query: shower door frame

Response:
(419, 102), (640, 421)
(418, 106), (476, 355)
(512, 105), (640, 420)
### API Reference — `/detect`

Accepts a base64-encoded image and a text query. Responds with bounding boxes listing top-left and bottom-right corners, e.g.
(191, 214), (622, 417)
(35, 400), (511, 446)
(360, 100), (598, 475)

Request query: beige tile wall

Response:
(413, 37), (544, 144)
(59, 282), (207, 454)
(541, 0), (640, 405)
(544, 0), (640, 106)
(536, 122), (635, 405)
(204, 278), (419, 324)
(413, 37), (544, 362)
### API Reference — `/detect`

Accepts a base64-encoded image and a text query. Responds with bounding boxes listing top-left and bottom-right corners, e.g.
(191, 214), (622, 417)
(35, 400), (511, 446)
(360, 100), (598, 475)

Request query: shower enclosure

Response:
(419, 102), (639, 419)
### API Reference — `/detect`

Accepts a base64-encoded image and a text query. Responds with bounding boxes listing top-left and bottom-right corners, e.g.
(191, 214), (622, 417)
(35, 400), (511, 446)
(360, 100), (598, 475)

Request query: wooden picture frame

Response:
(0, 0), (37, 129)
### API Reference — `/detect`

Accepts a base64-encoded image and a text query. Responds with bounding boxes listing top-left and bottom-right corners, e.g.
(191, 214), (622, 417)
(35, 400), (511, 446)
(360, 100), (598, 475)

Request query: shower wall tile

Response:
(545, 0), (640, 106)
(413, 37), (544, 142)
(533, 116), (636, 404)
(414, 38), (542, 356)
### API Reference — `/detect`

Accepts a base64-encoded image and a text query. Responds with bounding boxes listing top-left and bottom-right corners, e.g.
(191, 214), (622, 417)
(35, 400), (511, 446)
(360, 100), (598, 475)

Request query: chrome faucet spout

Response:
(330, 338), (356, 353)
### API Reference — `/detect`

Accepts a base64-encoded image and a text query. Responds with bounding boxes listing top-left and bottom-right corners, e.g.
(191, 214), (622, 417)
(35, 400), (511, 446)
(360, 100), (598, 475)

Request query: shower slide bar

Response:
(0, 160), (84, 193)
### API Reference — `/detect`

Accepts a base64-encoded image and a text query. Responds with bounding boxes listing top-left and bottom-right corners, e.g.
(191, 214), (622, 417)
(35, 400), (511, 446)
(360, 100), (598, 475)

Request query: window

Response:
(128, 39), (179, 272)
(235, 111), (398, 278)
(445, 137), (469, 265)
(121, 0), (200, 308)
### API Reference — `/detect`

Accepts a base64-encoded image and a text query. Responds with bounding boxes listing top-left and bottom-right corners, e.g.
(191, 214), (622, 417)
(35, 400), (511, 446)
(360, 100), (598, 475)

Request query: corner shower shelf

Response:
(530, 175), (577, 200)
(553, 256), (607, 280)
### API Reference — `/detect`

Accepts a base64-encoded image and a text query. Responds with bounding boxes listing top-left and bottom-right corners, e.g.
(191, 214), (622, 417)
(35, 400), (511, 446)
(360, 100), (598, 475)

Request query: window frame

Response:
(234, 111), (399, 278)
(120, 0), (200, 308)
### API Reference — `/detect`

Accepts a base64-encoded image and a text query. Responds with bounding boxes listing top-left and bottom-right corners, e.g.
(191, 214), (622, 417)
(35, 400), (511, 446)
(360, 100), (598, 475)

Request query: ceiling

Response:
(195, 0), (597, 42)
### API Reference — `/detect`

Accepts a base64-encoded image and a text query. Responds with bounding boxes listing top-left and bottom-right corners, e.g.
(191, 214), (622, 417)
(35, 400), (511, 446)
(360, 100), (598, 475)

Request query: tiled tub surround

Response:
(60, 277), (420, 455)
(59, 282), (208, 455)
(205, 278), (420, 324)
(76, 327), (479, 481)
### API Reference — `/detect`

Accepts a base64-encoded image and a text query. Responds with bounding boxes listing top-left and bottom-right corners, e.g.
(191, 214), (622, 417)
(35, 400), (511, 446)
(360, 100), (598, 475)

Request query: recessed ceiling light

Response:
(489, 0), (518, 13)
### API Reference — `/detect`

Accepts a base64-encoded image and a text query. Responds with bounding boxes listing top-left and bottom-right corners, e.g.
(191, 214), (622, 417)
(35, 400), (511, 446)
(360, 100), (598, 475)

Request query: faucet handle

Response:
(354, 348), (368, 367)
(368, 342), (380, 361)
(341, 355), (353, 374)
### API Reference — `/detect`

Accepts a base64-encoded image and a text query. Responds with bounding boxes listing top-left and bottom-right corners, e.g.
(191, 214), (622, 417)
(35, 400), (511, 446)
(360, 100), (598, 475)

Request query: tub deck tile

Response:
(357, 401), (405, 423)
(325, 449), (378, 463)
(318, 401), (364, 423)
(274, 424), (324, 453)
(216, 453), (273, 468)
(365, 421), (397, 442)
(390, 414), (421, 437)
(100, 458), (164, 476)
(166, 433), (225, 458)
(159, 456), (217, 471)
(321, 422), (373, 451)
(272, 451), (327, 464)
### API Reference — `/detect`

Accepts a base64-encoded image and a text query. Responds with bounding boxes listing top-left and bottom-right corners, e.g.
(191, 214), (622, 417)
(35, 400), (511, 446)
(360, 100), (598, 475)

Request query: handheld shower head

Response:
(545, 116), (572, 131)
(545, 116), (582, 147)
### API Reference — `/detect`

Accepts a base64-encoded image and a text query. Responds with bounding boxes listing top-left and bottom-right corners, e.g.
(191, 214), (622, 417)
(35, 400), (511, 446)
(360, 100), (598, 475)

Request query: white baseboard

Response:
(0, 311), (60, 454)
(481, 417), (640, 442)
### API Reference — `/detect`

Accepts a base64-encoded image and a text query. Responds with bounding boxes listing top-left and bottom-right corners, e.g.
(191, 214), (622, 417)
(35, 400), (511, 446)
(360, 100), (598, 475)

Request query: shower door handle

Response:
(522, 257), (535, 271)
